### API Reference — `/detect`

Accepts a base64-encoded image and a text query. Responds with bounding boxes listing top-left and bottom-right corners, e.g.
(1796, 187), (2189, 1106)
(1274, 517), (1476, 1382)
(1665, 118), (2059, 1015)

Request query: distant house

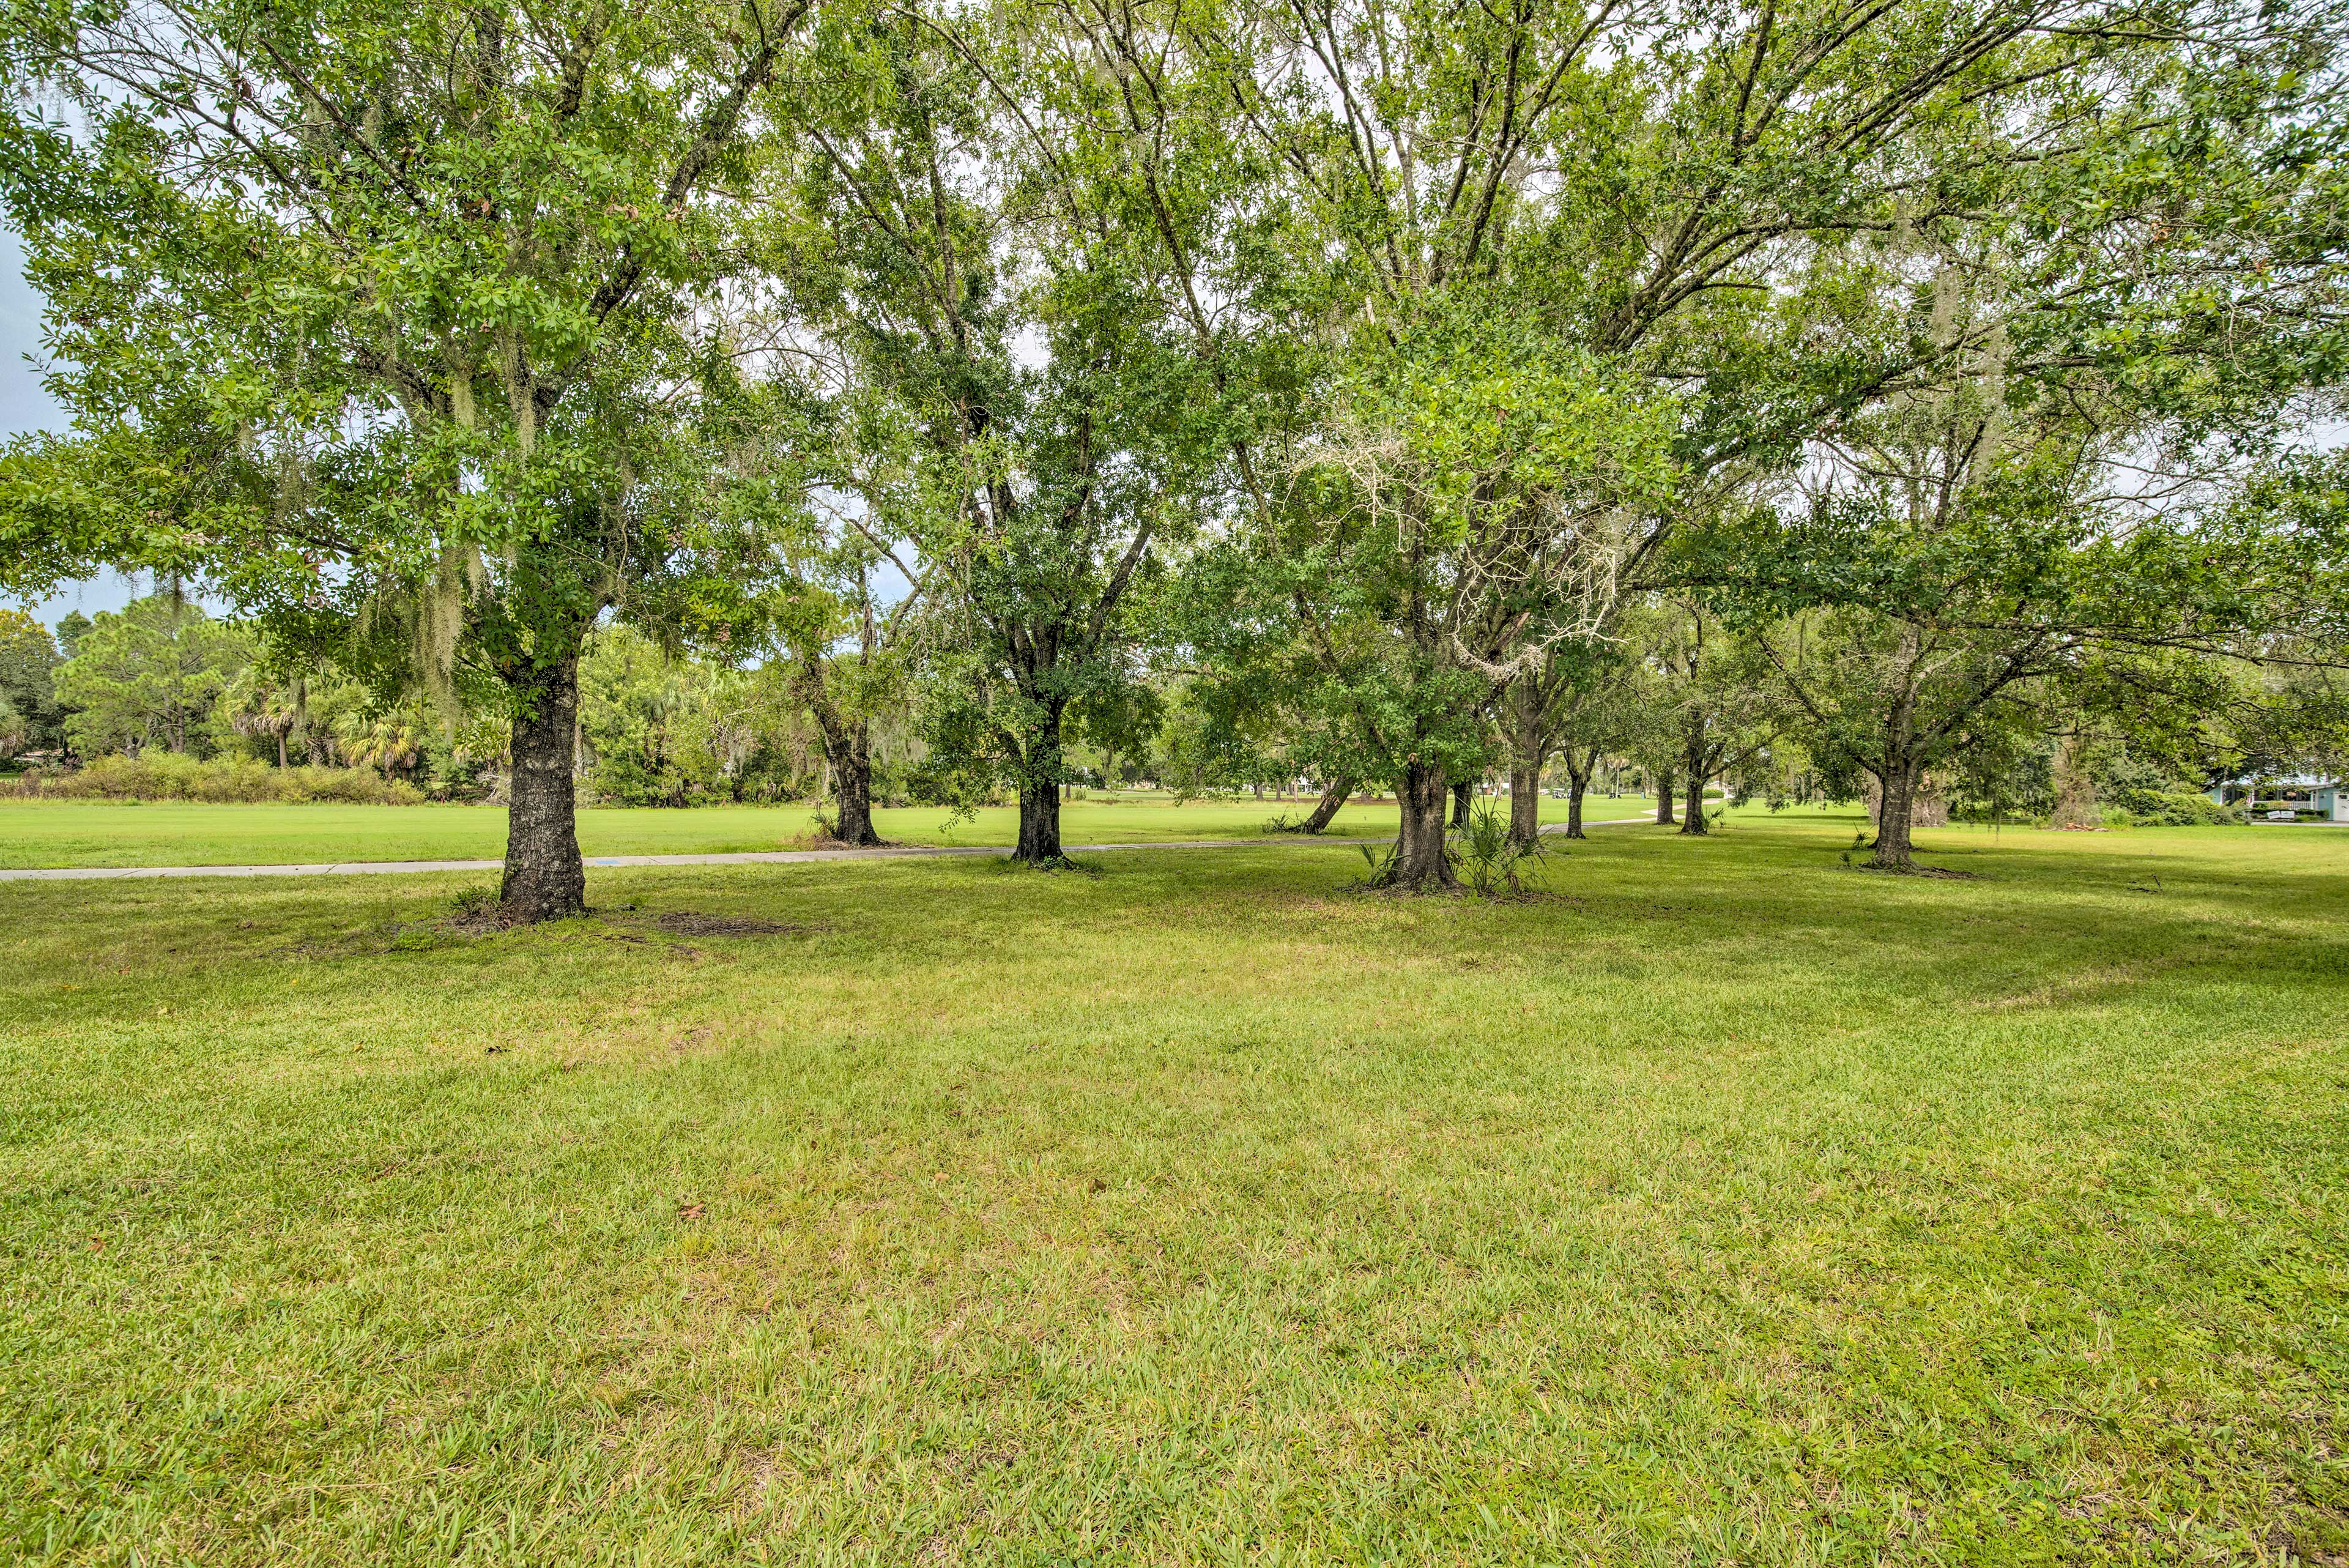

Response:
(2210, 776), (2348, 822)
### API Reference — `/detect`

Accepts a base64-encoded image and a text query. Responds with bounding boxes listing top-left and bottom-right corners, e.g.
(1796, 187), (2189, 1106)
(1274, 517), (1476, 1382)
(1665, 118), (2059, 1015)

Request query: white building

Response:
(2210, 776), (2348, 822)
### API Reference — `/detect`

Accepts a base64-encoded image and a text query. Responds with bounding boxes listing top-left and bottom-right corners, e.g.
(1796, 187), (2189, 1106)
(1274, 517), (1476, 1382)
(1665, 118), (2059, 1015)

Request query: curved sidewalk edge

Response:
(0, 816), (1653, 883)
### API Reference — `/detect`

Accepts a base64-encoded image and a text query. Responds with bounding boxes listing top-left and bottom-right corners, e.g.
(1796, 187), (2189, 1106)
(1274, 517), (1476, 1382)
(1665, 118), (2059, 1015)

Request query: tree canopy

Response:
(4, 0), (2346, 905)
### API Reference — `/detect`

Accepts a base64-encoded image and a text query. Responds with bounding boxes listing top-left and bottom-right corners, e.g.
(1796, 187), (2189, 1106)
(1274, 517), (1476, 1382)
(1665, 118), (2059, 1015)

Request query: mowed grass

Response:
(0, 792), (1661, 870)
(2, 819), (2344, 1564)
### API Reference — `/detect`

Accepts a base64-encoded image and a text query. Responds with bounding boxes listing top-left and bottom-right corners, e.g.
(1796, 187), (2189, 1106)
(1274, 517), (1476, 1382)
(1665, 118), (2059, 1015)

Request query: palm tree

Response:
(336, 707), (427, 778)
(225, 667), (306, 767)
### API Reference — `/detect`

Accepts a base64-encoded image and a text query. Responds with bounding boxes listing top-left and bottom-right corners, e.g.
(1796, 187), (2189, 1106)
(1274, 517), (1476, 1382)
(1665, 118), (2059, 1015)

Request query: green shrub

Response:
(4, 753), (424, 804)
(2125, 790), (2240, 827)
(2099, 757), (2238, 826)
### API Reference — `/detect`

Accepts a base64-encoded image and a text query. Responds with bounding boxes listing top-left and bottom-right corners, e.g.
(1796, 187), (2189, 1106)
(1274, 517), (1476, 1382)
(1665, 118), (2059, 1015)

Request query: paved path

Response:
(0, 817), (1656, 883)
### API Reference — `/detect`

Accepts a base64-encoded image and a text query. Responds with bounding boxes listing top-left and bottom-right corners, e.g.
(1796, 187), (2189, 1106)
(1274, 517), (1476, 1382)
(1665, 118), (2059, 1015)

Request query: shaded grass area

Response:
(2, 820), (2343, 1563)
(0, 792), (1663, 871)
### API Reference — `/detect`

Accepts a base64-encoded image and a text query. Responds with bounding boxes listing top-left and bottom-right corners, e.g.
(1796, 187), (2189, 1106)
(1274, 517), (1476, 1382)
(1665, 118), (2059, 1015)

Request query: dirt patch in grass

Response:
(652, 911), (810, 937)
(1853, 862), (1981, 880)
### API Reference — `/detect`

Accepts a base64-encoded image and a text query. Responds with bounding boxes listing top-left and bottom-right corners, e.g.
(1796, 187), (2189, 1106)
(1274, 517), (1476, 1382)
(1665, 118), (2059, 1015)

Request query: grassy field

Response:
(0, 791), (1663, 869)
(2, 817), (2343, 1564)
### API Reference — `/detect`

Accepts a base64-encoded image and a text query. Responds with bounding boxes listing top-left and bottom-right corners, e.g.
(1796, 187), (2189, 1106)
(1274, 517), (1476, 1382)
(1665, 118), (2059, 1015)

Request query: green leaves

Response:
(2, 0), (823, 712)
(54, 594), (256, 758)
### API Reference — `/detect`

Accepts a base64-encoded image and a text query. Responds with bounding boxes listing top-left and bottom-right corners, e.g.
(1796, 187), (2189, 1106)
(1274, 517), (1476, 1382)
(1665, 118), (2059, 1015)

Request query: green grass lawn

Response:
(4, 818), (2344, 1564)
(0, 790), (1663, 869)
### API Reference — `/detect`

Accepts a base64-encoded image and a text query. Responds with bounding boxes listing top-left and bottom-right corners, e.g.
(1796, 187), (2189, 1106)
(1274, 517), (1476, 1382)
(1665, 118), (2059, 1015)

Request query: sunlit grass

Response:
(2, 817), (2343, 1562)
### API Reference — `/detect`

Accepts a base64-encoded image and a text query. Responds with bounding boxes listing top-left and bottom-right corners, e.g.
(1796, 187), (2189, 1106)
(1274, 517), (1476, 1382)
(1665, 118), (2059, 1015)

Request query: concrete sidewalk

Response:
(0, 817), (1654, 883)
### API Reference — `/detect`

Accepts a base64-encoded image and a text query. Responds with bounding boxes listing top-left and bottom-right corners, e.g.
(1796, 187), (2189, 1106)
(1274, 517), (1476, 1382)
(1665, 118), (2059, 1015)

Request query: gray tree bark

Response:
(1297, 777), (1353, 834)
(1381, 761), (1460, 890)
(500, 652), (587, 922)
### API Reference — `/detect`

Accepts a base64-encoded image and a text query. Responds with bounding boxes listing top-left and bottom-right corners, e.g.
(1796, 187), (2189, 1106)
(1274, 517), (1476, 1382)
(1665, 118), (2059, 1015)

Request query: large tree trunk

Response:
(1509, 759), (1542, 850)
(501, 650), (586, 923)
(1381, 760), (1459, 891)
(1656, 769), (1677, 825)
(824, 719), (885, 847)
(795, 645), (887, 847)
(1870, 686), (1927, 868)
(1296, 776), (1354, 834)
(1015, 781), (1062, 863)
(1872, 757), (1921, 869)
(1012, 704), (1067, 866)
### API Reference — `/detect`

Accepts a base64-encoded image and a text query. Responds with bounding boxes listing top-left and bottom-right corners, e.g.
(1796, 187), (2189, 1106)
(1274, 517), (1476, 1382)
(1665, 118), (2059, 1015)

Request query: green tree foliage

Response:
(2170, 453), (2349, 786)
(1, 0), (819, 919)
(333, 704), (431, 781)
(1251, 321), (1674, 885)
(6, 0), (2343, 898)
(1687, 336), (2296, 866)
(1638, 600), (1787, 838)
(51, 611), (91, 658)
(54, 595), (253, 757)
(221, 663), (311, 770)
(0, 607), (65, 754)
(760, 0), (1249, 864)
(579, 624), (741, 807)
(1189, 0), (2345, 886)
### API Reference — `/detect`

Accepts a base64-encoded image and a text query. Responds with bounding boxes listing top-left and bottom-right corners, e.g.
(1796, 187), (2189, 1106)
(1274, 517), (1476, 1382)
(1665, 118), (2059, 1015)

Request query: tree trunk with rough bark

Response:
(1012, 703), (1068, 866)
(1867, 686), (1927, 868)
(795, 641), (887, 848)
(501, 650), (587, 923)
(1564, 745), (1599, 839)
(1450, 776), (1474, 828)
(1872, 756), (1921, 869)
(1509, 760), (1542, 850)
(1381, 760), (1459, 891)
(1296, 776), (1353, 834)
(823, 719), (885, 846)
(1656, 770), (1676, 825)
(1015, 781), (1062, 863)
(1679, 717), (1712, 835)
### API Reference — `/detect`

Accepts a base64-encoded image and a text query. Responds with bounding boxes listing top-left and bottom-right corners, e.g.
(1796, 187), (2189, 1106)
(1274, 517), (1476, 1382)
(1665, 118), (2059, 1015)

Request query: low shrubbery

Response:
(4, 752), (424, 804)
(2119, 789), (2241, 827)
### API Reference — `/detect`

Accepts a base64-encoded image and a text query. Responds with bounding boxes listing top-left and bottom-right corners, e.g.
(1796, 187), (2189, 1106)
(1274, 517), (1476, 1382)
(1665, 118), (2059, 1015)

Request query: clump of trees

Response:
(5, 0), (2347, 914)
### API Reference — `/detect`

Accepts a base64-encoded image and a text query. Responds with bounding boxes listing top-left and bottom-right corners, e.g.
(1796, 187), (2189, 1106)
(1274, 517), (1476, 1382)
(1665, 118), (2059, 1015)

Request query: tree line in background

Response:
(1, 598), (852, 806)
(0, 581), (2317, 837)
(3, 0), (2346, 918)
